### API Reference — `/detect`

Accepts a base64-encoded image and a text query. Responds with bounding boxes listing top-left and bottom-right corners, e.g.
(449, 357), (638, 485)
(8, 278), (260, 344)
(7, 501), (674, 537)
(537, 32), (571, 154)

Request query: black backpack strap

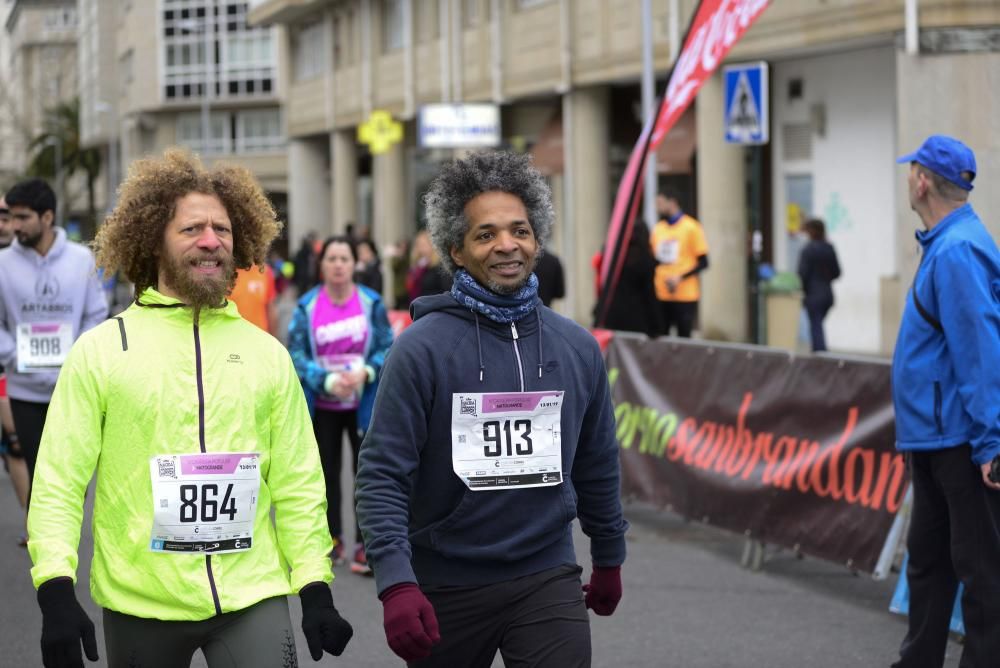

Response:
(911, 287), (943, 333)
(912, 254), (943, 334)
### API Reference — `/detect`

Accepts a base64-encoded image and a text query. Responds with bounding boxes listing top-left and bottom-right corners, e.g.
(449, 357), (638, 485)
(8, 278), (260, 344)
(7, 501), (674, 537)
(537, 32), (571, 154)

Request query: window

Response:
(177, 111), (232, 154)
(464, 0), (480, 28)
(43, 7), (77, 31)
(381, 0), (404, 52)
(416, 0), (439, 42)
(332, 15), (343, 69)
(332, 12), (359, 69)
(292, 22), (324, 81)
(236, 108), (283, 152)
(119, 49), (134, 98)
(162, 2), (276, 102)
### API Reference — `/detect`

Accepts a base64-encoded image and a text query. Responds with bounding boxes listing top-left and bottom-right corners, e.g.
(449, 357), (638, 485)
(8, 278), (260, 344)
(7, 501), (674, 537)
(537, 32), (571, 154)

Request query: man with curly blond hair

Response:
(26, 149), (353, 668)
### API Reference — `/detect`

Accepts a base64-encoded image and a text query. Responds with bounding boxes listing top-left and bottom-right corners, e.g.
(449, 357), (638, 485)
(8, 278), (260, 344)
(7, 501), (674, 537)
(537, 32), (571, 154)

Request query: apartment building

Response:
(250, 0), (999, 354)
(1, 0), (78, 190)
(78, 0), (290, 249)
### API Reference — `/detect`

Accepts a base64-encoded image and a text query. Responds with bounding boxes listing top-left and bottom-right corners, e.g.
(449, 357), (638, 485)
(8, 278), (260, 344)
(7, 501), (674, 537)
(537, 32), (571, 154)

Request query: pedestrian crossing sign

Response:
(723, 62), (769, 145)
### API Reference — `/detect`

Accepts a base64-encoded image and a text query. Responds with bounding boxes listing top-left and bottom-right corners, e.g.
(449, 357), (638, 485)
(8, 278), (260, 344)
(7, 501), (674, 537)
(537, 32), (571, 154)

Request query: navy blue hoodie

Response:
(356, 292), (628, 595)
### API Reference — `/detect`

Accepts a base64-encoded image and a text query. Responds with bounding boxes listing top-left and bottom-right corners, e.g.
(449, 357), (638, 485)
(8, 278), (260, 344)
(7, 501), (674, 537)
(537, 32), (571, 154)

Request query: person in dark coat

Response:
(353, 239), (384, 295)
(534, 250), (565, 307)
(601, 222), (661, 337)
(406, 230), (451, 305)
(797, 218), (841, 352)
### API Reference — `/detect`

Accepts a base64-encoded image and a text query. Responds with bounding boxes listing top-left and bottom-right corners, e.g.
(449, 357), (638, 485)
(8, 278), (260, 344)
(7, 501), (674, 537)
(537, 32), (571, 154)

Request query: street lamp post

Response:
(44, 136), (63, 226)
(179, 6), (214, 154)
(201, 10), (213, 154)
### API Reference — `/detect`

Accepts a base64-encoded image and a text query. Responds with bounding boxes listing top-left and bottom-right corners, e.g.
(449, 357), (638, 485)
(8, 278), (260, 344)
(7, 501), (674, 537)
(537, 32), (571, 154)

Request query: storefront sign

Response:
(418, 104), (501, 148)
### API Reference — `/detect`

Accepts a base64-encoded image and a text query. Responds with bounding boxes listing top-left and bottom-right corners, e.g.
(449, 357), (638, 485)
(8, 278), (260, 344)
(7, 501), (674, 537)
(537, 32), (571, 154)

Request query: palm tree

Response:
(26, 98), (102, 225)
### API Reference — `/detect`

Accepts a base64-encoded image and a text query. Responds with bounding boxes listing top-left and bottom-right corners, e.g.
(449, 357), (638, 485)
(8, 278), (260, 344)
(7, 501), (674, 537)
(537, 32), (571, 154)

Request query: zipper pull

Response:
(510, 322), (518, 340)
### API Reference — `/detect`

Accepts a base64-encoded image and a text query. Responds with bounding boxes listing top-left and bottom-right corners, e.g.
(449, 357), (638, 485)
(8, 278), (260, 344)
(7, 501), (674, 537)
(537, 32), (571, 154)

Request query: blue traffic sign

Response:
(723, 62), (769, 145)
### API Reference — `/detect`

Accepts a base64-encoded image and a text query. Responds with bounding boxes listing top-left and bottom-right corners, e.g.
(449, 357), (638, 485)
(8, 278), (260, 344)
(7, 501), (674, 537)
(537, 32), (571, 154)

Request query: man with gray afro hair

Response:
(357, 150), (629, 666)
(423, 150), (554, 281)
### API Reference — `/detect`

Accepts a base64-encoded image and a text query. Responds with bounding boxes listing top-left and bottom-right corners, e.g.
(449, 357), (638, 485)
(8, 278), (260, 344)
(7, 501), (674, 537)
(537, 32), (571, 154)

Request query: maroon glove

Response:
(380, 583), (441, 662)
(583, 565), (622, 616)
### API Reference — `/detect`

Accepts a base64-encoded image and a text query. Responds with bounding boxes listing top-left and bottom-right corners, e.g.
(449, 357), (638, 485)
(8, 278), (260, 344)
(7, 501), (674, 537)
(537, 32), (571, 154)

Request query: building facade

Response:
(78, 0), (291, 249)
(250, 0), (1000, 354)
(1, 0), (78, 191)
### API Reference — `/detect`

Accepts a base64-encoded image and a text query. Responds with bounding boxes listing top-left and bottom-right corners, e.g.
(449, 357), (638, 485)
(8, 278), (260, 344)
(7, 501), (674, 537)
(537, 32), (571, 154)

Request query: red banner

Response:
(595, 0), (770, 326)
(651, 0), (770, 150)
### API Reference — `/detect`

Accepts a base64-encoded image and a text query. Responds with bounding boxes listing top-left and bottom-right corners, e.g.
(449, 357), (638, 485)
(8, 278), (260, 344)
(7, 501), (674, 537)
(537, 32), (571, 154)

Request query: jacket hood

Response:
(12, 225), (67, 260)
(410, 292), (468, 322)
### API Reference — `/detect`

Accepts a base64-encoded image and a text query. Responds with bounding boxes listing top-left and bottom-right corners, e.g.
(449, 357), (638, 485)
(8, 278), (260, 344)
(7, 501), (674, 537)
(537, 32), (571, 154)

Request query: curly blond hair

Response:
(93, 148), (282, 295)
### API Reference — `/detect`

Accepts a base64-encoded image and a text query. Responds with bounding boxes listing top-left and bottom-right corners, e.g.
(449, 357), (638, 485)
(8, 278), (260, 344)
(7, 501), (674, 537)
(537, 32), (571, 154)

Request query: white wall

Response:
(771, 46), (896, 354)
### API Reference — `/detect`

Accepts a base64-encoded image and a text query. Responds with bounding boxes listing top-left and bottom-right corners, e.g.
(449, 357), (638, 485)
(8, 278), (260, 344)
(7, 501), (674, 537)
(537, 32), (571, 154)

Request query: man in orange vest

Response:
(649, 189), (709, 337)
(230, 264), (278, 336)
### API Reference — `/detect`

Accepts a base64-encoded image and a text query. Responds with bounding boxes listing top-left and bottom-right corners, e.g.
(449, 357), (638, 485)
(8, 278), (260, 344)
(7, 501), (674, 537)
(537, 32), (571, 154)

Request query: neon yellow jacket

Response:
(28, 288), (333, 621)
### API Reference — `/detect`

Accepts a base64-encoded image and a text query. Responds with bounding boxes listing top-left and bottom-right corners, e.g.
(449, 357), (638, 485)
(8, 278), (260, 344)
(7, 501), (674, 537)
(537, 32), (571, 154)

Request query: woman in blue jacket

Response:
(288, 235), (393, 574)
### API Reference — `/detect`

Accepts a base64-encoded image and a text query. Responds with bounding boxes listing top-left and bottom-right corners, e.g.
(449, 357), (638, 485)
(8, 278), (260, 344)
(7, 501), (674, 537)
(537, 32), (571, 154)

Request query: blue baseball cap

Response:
(896, 135), (976, 191)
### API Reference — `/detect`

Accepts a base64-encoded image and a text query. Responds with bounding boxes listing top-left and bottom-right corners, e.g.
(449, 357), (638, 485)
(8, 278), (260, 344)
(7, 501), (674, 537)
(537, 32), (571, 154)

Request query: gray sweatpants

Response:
(103, 596), (298, 668)
(412, 564), (592, 668)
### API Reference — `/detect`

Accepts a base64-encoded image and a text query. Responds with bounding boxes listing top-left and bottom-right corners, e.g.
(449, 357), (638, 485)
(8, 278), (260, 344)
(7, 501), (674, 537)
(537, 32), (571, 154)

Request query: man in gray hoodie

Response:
(0, 179), (107, 492)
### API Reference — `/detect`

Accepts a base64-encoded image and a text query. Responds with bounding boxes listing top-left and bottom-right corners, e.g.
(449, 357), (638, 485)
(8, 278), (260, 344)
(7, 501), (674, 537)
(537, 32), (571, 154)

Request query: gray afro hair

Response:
(423, 151), (554, 275)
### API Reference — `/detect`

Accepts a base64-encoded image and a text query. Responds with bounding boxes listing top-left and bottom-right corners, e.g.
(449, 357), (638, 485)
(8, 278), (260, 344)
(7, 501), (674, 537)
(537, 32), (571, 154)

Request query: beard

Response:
(160, 250), (236, 308)
(16, 228), (41, 248)
(485, 256), (539, 295)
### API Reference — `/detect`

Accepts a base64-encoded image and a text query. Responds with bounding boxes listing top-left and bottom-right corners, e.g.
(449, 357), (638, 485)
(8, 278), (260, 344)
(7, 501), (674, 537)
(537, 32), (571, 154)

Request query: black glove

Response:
(37, 577), (99, 667)
(300, 582), (354, 661)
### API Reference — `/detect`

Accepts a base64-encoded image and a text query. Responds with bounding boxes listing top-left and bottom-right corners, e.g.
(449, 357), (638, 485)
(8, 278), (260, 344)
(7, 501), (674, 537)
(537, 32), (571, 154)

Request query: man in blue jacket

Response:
(356, 151), (628, 667)
(891, 135), (1000, 668)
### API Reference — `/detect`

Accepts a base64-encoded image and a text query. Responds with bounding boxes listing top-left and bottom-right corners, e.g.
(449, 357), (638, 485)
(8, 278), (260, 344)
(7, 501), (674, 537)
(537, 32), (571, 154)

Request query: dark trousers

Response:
(893, 447), (1000, 668)
(9, 398), (49, 502)
(104, 596), (296, 668)
(805, 300), (832, 352)
(313, 407), (362, 545)
(413, 565), (591, 668)
(657, 301), (697, 338)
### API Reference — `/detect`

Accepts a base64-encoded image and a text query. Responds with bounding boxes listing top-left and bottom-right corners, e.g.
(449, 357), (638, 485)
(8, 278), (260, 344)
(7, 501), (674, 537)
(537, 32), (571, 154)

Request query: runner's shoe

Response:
(331, 537), (346, 566)
(350, 544), (372, 575)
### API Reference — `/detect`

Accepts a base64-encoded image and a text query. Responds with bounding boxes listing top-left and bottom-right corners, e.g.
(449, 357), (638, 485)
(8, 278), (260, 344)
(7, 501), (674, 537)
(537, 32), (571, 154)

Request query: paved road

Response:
(0, 453), (962, 667)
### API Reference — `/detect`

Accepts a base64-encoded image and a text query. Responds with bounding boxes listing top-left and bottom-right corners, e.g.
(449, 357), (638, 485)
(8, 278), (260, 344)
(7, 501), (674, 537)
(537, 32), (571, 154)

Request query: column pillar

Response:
(373, 141), (407, 302)
(696, 71), (748, 341)
(288, 137), (331, 249)
(562, 85), (610, 325)
(330, 128), (358, 234)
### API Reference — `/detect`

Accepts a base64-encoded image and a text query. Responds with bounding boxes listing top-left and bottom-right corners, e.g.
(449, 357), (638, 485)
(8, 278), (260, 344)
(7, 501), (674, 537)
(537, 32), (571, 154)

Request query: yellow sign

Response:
(358, 110), (403, 155)
(785, 203), (803, 233)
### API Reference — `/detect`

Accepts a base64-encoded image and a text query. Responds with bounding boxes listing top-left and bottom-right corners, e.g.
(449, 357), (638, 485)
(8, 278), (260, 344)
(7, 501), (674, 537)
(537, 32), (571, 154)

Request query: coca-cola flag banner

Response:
(595, 0), (771, 326)
(606, 334), (906, 574)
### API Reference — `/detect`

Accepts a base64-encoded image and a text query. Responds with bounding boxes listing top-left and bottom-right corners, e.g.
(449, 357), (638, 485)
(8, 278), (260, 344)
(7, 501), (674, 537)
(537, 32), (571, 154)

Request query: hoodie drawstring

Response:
(536, 309), (543, 379)
(471, 309), (542, 383)
(473, 312), (485, 382)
